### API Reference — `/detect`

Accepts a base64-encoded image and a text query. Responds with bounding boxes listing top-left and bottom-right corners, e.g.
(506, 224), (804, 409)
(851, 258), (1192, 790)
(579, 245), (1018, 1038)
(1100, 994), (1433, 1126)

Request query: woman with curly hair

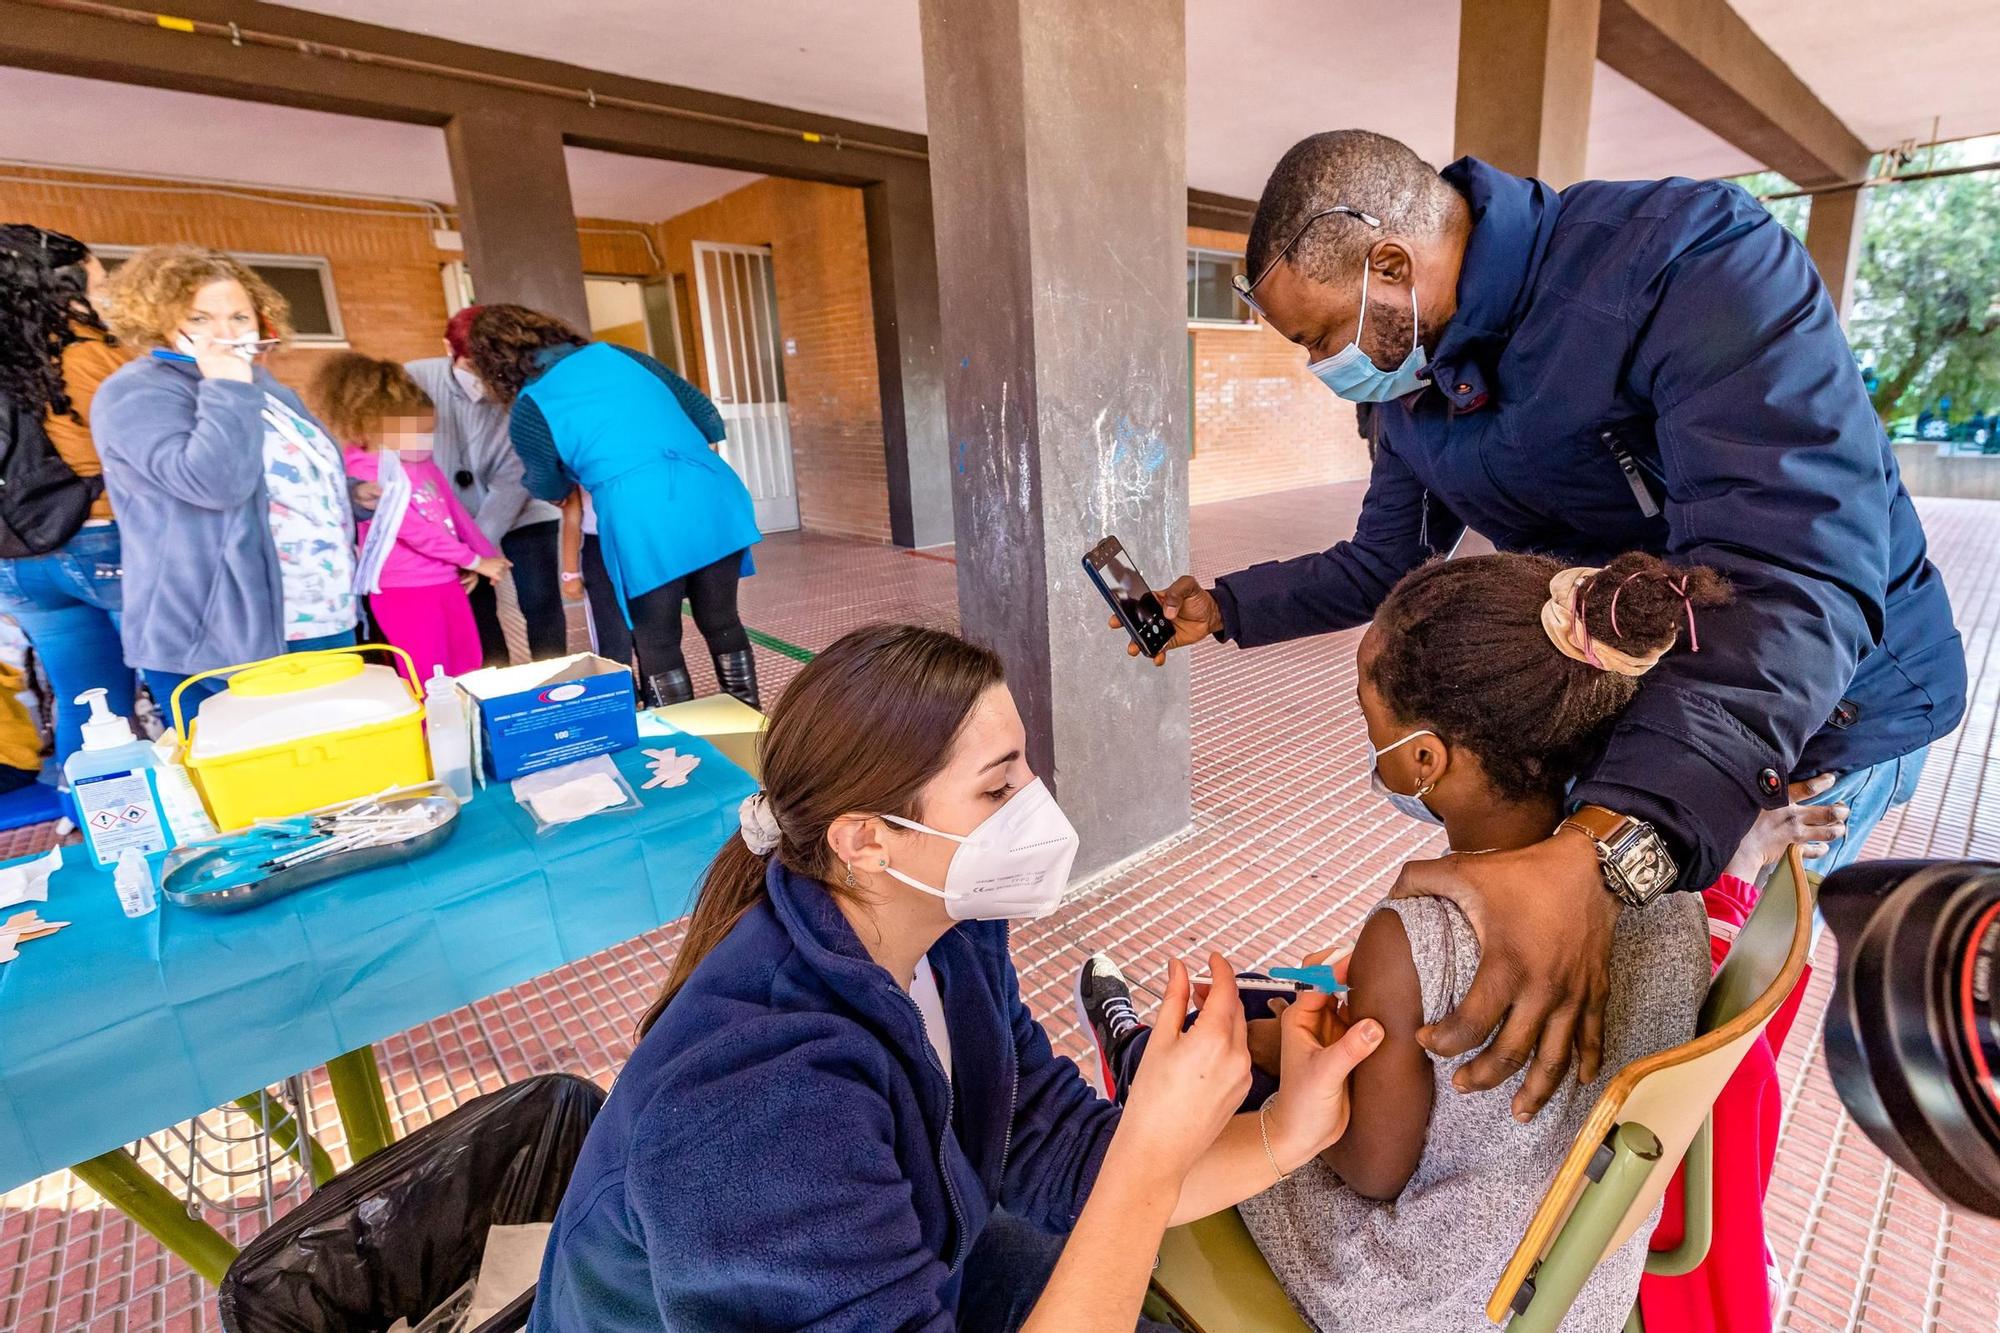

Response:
(0, 224), (132, 769)
(462, 303), (762, 708)
(93, 244), (355, 714)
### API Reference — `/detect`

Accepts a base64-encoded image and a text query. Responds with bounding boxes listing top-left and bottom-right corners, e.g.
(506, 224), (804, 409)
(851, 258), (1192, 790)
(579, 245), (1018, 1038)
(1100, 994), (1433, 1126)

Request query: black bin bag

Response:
(220, 1073), (607, 1333)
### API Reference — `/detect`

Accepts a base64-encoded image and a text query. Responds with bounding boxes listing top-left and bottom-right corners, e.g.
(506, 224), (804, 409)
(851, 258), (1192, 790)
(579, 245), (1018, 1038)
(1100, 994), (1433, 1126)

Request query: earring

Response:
(844, 863), (859, 889)
(877, 859), (887, 869)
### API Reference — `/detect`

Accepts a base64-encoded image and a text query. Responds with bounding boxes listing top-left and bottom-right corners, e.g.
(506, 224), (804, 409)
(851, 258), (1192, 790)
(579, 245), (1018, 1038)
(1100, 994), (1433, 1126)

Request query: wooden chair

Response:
(1142, 847), (1816, 1333)
(1491, 845), (1816, 1331)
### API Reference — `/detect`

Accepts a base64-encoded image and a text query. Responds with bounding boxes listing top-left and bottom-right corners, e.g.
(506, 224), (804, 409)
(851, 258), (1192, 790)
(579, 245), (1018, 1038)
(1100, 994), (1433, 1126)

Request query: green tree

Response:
(1741, 143), (2000, 424)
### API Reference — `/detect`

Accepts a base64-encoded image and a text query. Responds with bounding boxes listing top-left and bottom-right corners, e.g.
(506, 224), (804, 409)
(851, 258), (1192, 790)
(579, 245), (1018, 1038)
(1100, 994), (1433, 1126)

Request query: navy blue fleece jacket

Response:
(529, 858), (1119, 1332)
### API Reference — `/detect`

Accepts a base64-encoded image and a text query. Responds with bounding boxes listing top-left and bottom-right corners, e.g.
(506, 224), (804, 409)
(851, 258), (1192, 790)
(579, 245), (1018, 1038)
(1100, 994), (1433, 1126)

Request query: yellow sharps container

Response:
(174, 645), (431, 831)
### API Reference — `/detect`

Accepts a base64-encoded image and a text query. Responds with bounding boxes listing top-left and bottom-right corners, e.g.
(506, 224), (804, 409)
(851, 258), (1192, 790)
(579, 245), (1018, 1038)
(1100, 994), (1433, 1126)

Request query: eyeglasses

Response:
(1232, 204), (1381, 319)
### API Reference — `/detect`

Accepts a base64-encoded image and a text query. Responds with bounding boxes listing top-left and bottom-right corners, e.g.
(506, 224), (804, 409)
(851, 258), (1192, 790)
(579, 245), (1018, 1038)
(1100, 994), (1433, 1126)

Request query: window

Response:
(1188, 248), (1253, 326)
(95, 247), (347, 344)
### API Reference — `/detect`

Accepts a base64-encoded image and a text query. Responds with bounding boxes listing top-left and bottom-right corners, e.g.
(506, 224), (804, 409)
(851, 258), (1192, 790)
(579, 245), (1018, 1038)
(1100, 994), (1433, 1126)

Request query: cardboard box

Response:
(456, 654), (638, 781)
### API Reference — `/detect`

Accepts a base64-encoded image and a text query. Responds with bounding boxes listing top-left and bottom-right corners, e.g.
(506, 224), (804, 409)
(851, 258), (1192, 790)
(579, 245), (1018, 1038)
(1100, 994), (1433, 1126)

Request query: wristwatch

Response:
(1559, 805), (1678, 907)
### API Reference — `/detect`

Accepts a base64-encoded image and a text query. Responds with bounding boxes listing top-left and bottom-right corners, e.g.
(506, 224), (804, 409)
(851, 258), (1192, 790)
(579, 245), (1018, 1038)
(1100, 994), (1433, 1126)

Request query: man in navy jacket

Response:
(1145, 131), (1964, 1118)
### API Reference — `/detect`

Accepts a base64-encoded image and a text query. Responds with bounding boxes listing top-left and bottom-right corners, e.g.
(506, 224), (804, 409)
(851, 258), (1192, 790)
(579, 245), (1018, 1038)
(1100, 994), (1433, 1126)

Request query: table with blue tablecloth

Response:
(0, 732), (755, 1278)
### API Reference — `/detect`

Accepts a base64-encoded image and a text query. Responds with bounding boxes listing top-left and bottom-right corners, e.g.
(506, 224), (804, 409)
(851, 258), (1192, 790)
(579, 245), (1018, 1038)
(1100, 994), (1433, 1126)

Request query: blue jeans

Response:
(1799, 747), (1929, 874)
(958, 1210), (1176, 1333)
(143, 627), (358, 730)
(0, 524), (132, 768)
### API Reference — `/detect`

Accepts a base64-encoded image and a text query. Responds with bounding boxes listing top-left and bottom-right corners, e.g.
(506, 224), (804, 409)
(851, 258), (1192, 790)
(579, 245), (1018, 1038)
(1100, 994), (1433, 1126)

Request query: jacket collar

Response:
(1427, 157), (1563, 412)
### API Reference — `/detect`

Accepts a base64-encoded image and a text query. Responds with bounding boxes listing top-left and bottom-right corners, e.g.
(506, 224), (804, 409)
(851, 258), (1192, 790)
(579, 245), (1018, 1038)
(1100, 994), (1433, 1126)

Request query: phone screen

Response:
(1085, 536), (1172, 656)
(1100, 544), (1161, 628)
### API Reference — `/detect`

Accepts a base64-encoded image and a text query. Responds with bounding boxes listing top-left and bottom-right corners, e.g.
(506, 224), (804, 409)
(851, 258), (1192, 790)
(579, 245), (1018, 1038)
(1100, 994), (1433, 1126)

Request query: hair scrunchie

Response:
(738, 792), (783, 855)
(1540, 566), (1671, 677)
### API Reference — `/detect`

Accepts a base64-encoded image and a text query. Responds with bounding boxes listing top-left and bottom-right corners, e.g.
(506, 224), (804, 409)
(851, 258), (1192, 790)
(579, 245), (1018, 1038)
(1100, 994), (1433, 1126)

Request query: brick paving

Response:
(4, 482), (1997, 1330)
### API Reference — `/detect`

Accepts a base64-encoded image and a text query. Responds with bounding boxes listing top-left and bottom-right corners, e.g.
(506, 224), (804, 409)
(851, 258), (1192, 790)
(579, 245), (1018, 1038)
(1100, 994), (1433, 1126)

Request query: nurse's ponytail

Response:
(639, 624), (1004, 1037)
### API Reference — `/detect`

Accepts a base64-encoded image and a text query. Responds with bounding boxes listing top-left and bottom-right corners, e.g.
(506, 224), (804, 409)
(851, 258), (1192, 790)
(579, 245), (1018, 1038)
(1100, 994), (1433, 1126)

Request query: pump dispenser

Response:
(76, 688), (138, 750)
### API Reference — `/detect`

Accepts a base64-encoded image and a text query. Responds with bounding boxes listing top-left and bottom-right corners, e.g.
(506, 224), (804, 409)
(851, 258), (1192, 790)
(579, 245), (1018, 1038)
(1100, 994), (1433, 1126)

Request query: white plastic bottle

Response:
(64, 689), (173, 867)
(424, 668), (475, 801)
(113, 846), (158, 918)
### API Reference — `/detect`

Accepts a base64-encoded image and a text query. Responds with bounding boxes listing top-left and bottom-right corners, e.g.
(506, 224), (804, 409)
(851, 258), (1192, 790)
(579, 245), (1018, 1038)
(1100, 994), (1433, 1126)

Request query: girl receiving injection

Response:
(1078, 550), (1844, 1332)
(313, 354), (510, 680)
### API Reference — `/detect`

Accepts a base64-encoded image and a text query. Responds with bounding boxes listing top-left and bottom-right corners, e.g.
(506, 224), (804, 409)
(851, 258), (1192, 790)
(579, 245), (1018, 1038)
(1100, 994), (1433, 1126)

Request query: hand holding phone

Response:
(1083, 536), (1176, 659)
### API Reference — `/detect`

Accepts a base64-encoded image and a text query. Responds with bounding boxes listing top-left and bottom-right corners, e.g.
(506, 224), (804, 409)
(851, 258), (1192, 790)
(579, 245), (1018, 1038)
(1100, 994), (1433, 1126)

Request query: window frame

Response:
(1187, 245), (1257, 329)
(92, 245), (349, 346)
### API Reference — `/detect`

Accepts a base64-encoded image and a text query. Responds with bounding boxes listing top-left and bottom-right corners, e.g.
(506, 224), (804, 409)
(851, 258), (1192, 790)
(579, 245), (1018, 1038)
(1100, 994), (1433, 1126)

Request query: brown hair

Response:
(102, 244), (292, 349)
(463, 303), (587, 405)
(640, 624), (1006, 1036)
(1368, 551), (1732, 801)
(310, 353), (434, 441)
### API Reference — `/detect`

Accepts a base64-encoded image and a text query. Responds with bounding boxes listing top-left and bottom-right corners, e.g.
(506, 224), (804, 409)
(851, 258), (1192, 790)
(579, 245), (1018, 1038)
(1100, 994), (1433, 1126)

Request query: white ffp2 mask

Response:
(879, 778), (1080, 921)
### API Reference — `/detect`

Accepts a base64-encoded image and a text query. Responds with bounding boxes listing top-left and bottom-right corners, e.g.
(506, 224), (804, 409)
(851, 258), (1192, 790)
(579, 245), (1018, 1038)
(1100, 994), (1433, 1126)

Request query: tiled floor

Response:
(4, 482), (1997, 1330)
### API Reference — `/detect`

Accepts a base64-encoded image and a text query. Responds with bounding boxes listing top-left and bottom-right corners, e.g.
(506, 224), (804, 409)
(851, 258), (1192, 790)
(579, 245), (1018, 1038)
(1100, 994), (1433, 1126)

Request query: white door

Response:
(693, 242), (799, 533)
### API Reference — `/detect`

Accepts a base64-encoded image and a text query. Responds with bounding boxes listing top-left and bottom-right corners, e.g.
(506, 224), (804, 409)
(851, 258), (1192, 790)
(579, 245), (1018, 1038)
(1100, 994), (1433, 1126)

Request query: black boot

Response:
(643, 668), (693, 708)
(712, 648), (761, 712)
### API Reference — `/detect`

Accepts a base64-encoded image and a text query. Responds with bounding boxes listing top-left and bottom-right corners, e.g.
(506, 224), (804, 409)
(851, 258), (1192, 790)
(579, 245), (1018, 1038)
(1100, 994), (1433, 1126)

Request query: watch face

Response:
(1607, 825), (1678, 905)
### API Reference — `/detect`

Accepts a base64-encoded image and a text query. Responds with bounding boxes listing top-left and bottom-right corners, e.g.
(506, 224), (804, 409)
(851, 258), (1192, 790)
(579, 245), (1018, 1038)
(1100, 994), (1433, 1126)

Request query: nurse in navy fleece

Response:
(530, 625), (1381, 1333)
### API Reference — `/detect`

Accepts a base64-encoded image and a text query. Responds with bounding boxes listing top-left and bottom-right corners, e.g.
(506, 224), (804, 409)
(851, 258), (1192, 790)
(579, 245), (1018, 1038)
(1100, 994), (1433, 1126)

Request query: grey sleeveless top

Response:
(1239, 893), (1708, 1332)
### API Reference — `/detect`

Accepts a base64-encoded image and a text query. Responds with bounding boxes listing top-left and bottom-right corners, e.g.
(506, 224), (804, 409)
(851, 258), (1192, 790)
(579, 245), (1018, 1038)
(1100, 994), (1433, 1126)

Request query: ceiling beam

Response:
(0, 0), (1243, 228)
(0, 0), (928, 188)
(1597, 0), (1873, 186)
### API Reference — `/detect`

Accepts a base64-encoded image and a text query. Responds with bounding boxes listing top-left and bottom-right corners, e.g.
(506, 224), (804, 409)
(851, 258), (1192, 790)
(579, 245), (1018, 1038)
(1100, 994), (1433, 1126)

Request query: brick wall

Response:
(1186, 225), (1371, 505)
(652, 180), (890, 544)
(0, 169), (672, 417)
(0, 167), (457, 393)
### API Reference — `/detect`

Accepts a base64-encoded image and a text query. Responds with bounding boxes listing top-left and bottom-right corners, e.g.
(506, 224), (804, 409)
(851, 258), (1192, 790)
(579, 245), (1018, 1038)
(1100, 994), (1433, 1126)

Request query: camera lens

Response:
(1822, 860), (2000, 1217)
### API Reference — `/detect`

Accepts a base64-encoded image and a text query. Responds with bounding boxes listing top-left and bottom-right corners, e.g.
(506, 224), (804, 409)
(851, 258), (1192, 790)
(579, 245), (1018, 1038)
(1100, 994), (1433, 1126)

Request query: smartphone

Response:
(1083, 536), (1175, 658)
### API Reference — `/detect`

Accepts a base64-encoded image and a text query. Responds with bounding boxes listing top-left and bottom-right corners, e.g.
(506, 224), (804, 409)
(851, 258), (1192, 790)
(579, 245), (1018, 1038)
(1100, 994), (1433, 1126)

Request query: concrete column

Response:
(1454, 0), (1602, 187)
(863, 176), (954, 549)
(918, 0), (1192, 873)
(1805, 185), (1868, 326)
(445, 108), (590, 333)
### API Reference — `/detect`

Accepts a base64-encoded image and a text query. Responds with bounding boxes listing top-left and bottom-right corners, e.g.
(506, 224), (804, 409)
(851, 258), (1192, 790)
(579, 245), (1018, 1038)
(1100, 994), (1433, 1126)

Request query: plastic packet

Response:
(511, 754), (639, 833)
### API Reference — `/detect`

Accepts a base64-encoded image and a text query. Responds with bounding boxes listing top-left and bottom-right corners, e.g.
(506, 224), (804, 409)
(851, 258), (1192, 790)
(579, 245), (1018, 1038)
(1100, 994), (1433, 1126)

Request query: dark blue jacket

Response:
(1213, 159), (1965, 888)
(529, 859), (1118, 1332)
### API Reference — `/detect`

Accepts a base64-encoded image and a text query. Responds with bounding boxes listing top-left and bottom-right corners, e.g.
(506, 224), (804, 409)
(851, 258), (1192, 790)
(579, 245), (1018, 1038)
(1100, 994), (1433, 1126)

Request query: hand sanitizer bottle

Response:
(63, 689), (172, 867)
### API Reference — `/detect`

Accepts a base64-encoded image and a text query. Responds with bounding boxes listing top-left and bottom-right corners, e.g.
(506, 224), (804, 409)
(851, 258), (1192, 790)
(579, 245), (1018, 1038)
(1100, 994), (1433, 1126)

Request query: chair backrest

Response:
(1486, 847), (1817, 1326)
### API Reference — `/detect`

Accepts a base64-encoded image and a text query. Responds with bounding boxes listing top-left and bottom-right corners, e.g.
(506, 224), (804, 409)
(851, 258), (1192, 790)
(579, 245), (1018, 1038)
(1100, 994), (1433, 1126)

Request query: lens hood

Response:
(1821, 859), (2000, 1217)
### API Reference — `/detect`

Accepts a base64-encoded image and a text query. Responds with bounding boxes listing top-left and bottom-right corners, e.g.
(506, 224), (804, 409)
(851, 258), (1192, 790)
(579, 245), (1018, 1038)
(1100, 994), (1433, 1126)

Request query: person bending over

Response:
(529, 624), (1381, 1333)
(1080, 552), (1839, 1331)
(464, 304), (762, 709)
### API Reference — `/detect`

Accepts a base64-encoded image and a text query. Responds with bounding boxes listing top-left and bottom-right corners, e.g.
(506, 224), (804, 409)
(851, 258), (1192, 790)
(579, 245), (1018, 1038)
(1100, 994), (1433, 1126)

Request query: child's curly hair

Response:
(310, 353), (433, 441)
(103, 244), (291, 349)
(1368, 551), (1733, 801)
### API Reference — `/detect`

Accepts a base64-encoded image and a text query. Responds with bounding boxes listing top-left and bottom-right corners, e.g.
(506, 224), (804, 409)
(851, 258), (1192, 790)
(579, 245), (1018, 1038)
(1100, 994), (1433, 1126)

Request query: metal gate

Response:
(692, 241), (798, 532)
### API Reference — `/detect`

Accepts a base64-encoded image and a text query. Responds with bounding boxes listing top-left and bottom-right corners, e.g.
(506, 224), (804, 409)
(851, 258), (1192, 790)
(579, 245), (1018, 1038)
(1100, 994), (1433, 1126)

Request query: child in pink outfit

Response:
(314, 354), (509, 682)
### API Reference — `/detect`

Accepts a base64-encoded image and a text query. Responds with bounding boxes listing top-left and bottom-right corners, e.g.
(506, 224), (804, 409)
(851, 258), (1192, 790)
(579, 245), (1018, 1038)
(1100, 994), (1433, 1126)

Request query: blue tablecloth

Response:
(0, 740), (754, 1191)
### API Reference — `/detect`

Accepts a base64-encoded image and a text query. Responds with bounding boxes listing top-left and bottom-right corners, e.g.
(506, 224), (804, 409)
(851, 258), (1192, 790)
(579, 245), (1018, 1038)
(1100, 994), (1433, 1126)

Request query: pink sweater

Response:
(344, 446), (498, 588)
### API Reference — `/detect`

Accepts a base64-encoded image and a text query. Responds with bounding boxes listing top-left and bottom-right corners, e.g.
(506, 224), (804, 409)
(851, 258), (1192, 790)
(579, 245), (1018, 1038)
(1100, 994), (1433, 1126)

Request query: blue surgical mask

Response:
(1308, 262), (1428, 403)
(1367, 728), (1444, 827)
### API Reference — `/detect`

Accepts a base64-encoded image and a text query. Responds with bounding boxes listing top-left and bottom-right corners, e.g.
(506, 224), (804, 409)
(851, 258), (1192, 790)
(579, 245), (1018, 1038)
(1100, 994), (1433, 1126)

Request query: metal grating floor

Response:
(4, 483), (1997, 1330)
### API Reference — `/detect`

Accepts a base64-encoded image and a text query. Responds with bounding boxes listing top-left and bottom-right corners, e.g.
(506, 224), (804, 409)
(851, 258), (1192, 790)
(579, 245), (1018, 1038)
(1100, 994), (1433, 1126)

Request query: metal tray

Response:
(162, 783), (462, 913)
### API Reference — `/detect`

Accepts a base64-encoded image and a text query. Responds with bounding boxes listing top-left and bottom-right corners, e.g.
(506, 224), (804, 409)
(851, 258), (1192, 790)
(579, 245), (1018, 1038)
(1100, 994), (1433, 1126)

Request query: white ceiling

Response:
(4, 0), (1994, 213)
(0, 67), (760, 220)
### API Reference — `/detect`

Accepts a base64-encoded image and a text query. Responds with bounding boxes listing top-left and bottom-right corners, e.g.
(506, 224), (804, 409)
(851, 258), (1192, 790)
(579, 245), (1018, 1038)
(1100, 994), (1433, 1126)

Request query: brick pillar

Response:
(919, 0), (1192, 872)
(1455, 0), (1602, 186)
(445, 109), (590, 333)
